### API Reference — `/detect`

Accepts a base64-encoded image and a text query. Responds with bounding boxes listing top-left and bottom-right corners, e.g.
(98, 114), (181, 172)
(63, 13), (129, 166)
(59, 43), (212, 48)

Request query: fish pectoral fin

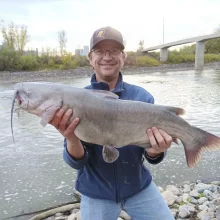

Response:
(102, 145), (119, 163)
(90, 89), (119, 99)
(172, 137), (180, 145)
(40, 102), (62, 127)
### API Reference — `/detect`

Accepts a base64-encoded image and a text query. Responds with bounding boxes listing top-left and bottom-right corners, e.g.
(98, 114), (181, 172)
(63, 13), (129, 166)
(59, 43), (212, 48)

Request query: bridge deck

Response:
(143, 33), (220, 52)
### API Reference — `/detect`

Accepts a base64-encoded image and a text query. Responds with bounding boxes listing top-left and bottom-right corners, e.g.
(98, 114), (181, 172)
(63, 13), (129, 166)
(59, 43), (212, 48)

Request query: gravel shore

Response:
(1, 62), (220, 84)
(12, 180), (220, 220)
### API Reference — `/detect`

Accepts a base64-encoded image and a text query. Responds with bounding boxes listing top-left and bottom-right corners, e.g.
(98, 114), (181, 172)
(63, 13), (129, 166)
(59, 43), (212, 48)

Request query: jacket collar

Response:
(90, 72), (125, 94)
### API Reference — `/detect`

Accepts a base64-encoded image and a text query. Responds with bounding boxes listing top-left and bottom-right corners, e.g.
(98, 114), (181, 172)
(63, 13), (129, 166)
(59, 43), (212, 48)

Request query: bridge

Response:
(142, 32), (220, 69)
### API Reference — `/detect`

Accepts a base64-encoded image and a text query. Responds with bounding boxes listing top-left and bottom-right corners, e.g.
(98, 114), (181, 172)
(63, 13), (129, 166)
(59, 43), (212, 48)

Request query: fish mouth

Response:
(16, 94), (22, 105)
(15, 91), (26, 107)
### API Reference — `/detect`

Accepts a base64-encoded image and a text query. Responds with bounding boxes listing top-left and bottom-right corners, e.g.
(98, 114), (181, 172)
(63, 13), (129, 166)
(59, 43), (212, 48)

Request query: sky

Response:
(0, 0), (219, 53)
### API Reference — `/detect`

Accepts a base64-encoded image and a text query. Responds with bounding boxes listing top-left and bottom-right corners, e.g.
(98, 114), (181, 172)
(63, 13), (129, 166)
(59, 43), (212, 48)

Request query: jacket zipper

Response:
(113, 162), (120, 202)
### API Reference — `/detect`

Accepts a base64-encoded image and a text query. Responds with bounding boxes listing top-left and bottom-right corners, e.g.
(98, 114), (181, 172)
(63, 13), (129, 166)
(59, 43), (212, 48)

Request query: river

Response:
(0, 69), (220, 219)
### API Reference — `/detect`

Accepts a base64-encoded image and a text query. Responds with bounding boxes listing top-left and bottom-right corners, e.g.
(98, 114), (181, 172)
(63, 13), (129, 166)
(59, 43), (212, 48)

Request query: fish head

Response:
(13, 82), (63, 123)
(14, 84), (39, 114)
(11, 82), (63, 143)
(14, 82), (60, 114)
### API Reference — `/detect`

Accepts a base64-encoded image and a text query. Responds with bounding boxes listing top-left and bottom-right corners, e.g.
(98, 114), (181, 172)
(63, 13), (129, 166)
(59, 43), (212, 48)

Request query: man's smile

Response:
(99, 64), (116, 66)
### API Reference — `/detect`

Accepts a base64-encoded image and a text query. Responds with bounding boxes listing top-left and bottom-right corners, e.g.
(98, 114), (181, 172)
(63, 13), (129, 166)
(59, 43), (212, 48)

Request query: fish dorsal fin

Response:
(164, 106), (185, 116)
(90, 89), (119, 99)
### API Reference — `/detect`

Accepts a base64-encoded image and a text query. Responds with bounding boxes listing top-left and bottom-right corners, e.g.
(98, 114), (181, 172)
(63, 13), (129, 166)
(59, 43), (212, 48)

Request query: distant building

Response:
(75, 49), (84, 56)
(82, 46), (89, 56)
(75, 46), (89, 56)
(24, 48), (38, 56)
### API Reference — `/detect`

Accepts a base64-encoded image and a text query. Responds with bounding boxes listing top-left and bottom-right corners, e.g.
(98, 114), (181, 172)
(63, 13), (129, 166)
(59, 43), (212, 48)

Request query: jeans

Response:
(80, 181), (174, 220)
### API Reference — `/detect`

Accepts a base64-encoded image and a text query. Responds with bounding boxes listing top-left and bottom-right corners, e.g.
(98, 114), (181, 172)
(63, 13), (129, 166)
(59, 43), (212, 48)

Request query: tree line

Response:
(0, 22), (220, 71)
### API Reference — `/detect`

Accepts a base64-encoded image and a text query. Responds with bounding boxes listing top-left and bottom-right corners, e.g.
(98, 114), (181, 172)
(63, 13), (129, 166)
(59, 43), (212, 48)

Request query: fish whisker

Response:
(11, 91), (18, 144)
(14, 107), (21, 112)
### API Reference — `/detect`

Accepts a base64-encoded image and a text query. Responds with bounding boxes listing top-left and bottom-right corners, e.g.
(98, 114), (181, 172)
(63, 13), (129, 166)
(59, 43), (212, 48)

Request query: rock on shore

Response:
(161, 180), (220, 220)
(27, 180), (220, 220)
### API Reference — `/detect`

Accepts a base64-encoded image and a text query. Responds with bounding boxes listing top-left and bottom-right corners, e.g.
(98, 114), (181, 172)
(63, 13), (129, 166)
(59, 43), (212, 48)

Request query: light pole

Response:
(163, 17), (165, 44)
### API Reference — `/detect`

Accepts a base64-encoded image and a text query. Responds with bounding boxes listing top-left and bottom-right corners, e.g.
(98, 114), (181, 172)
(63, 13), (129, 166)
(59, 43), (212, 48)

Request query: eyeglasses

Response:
(91, 48), (122, 56)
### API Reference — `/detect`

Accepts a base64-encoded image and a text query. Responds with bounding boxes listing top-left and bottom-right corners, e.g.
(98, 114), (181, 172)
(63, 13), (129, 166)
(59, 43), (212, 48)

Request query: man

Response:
(50, 26), (174, 220)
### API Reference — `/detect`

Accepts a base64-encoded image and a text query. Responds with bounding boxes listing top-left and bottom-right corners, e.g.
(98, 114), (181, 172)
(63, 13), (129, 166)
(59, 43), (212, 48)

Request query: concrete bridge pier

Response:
(160, 48), (168, 62)
(195, 41), (205, 70)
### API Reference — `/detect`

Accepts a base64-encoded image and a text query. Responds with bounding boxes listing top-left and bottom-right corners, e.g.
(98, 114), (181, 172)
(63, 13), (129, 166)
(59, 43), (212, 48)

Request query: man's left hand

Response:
(146, 127), (172, 158)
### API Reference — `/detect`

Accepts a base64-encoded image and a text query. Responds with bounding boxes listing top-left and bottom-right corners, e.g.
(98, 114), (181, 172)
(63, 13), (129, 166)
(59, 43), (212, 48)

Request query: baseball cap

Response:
(90, 26), (125, 50)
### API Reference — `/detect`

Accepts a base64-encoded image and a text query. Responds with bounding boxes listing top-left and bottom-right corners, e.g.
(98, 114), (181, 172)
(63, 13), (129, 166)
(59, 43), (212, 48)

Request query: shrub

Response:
(204, 54), (220, 62)
(126, 51), (136, 57)
(167, 52), (195, 63)
(60, 53), (78, 69)
(75, 55), (89, 67)
(136, 56), (160, 66)
(0, 46), (19, 70)
(17, 55), (38, 70)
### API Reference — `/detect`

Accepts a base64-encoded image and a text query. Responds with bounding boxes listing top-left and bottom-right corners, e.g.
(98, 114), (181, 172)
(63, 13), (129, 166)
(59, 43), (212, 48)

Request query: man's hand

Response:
(50, 109), (79, 142)
(146, 127), (172, 158)
(49, 108), (84, 159)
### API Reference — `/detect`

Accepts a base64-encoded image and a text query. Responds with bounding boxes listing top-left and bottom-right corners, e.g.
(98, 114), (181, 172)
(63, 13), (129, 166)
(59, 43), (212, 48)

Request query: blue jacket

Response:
(63, 72), (165, 202)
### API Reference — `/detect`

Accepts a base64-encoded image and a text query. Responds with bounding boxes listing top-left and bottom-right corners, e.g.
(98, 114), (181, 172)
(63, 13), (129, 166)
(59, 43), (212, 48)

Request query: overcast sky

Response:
(0, 0), (219, 52)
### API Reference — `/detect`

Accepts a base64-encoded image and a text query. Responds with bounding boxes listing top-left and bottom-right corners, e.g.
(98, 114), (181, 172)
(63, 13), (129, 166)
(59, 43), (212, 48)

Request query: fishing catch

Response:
(11, 82), (220, 168)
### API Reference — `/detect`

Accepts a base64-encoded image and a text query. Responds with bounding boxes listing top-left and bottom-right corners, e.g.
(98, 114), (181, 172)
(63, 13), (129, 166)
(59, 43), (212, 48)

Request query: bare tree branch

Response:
(58, 30), (67, 55)
(0, 22), (29, 52)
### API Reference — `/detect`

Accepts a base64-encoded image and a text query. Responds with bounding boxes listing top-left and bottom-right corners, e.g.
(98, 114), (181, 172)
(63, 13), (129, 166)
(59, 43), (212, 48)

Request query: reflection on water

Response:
(0, 69), (220, 218)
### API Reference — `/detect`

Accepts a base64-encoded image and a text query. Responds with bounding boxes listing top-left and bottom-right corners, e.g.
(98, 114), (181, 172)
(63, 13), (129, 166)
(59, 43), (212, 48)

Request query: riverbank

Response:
(10, 180), (220, 220)
(1, 61), (220, 84)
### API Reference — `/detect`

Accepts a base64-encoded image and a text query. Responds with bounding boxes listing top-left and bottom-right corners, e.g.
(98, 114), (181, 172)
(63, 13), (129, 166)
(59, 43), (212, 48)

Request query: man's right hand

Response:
(49, 108), (85, 159)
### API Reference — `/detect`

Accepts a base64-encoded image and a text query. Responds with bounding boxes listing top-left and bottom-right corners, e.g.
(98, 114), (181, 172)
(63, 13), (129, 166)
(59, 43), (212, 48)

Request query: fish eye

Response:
(26, 92), (32, 97)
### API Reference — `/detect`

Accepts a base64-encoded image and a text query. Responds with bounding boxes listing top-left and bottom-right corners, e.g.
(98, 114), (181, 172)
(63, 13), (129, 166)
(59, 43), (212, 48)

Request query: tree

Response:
(136, 40), (145, 55)
(1, 22), (29, 52)
(214, 25), (220, 33)
(205, 25), (220, 54)
(58, 30), (67, 55)
(179, 44), (196, 54)
(138, 40), (144, 51)
(205, 39), (220, 54)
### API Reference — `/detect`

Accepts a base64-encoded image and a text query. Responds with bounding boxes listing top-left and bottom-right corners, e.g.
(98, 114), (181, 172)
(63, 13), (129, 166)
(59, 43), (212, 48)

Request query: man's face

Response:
(88, 40), (126, 81)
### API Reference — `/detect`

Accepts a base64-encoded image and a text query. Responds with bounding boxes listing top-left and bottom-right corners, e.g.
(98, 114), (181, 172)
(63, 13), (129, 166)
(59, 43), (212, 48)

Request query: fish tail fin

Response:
(182, 127), (220, 168)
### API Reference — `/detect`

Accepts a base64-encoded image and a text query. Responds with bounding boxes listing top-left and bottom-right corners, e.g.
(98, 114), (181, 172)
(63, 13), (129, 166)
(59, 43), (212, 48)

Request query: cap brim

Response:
(92, 39), (125, 50)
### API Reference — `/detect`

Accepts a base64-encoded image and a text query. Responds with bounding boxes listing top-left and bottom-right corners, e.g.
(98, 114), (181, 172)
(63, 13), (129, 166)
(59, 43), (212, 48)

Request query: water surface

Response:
(0, 69), (220, 219)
